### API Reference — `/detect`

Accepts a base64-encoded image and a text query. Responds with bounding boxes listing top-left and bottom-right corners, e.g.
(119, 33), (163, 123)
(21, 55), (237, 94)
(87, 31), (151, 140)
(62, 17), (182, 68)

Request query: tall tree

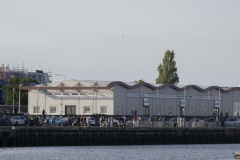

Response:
(133, 79), (145, 83)
(3, 77), (38, 105)
(156, 50), (179, 84)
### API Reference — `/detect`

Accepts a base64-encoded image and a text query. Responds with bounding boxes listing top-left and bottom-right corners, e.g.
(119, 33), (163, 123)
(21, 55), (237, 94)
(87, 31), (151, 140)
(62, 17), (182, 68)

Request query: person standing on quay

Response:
(99, 116), (102, 127)
(80, 116), (83, 127)
(42, 109), (45, 117)
(162, 117), (166, 127)
(30, 115), (33, 126)
(132, 117), (135, 128)
(225, 111), (228, 117)
(108, 116), (111, 127)
(77, 116), (80, 126)
(182, 117), (185, 127)
(111, 116), (113, 127)
(35, 116), (39, 126)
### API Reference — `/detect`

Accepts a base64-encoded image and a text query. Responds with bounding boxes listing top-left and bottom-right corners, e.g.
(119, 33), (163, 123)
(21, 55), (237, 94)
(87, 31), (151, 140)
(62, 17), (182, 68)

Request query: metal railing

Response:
(130, 121), (222, 128)
(0, 120), (225, 128)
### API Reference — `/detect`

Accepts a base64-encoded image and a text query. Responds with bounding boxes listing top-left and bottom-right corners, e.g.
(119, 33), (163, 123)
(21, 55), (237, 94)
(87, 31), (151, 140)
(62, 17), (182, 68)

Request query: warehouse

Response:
(21, 80), (240, 117)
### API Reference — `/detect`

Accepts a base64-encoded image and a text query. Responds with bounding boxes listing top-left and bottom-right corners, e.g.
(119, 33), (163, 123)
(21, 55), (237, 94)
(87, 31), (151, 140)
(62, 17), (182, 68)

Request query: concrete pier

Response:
(1, 126), (240, 147)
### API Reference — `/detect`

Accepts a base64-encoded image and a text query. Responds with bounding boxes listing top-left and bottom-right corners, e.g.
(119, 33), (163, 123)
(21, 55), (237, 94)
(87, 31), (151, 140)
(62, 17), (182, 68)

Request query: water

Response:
(0, 144), (239, 160)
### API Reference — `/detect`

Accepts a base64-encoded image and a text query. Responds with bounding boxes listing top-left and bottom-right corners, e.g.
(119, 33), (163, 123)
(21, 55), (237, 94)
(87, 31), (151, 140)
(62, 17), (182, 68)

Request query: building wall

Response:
(113, 84), (240, 116)
(28, 83), (240, 117)
(28, 89), (114, 115)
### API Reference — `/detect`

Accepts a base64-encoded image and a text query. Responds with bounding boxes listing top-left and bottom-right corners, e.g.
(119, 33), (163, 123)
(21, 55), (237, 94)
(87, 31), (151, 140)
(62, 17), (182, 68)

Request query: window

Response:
(180, 107), (185, 116)
(193, 108), (196, 115)
(101, 106), (108, 114)
(156, 107), (160, 115)
(233, 102), (240, 116)
(169, 107), (172, 115)
(143, 98), (149, 107)
(180, 99), (185, 107)
(33, 106), (40, 114)
(118, 106), (122, 115)
(50, 106), (57, 114)
(84, 106), (91, 114)
(204, 108), (207, 116)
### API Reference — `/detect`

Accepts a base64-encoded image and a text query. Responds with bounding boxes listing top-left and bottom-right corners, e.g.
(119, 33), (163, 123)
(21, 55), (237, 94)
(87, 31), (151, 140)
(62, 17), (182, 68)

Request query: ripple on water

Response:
(0, 144), (238, 160)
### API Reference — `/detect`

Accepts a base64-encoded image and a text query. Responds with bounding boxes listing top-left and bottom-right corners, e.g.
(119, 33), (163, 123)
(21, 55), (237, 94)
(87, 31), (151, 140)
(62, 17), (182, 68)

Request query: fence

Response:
(130, 121), (222, 128)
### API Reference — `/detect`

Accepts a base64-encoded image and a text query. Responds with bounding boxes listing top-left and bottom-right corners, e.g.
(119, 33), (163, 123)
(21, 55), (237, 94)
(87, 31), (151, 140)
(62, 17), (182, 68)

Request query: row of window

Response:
(33, 106), (108, 114)
(117, 106), (230, 115)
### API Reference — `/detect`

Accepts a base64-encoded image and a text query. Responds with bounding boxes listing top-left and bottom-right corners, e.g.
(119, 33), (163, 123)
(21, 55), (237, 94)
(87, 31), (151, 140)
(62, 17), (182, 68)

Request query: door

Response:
(180, 107), (185, 116)
(214, 108), (219, 116)
(65, 105), (76, 115)
(143, 106), (149, 116)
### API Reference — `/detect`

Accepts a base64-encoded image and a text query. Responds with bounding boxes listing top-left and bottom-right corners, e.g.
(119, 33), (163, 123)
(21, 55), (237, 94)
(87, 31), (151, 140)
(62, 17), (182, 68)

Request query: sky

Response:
(0, 0), (240, 87)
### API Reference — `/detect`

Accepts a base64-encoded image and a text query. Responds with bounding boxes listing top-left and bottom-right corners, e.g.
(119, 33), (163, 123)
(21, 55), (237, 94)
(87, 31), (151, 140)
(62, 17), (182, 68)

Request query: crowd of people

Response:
(0, 107), (229, 128)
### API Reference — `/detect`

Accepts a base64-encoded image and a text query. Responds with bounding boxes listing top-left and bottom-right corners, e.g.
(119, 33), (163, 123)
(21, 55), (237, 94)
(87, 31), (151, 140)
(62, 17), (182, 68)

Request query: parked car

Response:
(48, 116), (63, 125)
(10, 116), (26, 126)
(72, 117), (96, 126)
(224, 117), (240, 127)
(203, 118), (215, 127)
(0, 117), (11, 126)
(88, 117), (96, 126)
(167, 118), (177, 127)
(112, 117), (133, 127)
(62, 117), (77, 126)
(188, 118), (200, 127)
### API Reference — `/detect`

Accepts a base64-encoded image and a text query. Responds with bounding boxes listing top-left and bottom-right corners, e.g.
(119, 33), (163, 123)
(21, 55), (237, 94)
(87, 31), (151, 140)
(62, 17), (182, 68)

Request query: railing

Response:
(130, 121), (222, 128)
(0, 120), (226, 128)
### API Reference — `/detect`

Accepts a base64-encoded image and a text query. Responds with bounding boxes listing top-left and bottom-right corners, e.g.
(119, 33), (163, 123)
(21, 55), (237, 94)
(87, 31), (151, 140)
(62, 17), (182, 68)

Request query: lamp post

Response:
(19, 84), (22, 113)
(13, 88), (14, 112)
(37, 88), (39, 116)
(55, 74), (66, 81)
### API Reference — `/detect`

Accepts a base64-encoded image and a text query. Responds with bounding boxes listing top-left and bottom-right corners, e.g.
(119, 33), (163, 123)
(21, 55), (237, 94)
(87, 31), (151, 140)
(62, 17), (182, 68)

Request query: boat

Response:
(234, 152), (240, 159)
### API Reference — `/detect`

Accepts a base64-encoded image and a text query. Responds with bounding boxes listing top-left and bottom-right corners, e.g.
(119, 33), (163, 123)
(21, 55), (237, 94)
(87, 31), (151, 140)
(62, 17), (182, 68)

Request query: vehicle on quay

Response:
(112, 117), (133, 127)
(10, 116), (26, 126)
(188, 118), (200, 127)
(47, 116), (63, 125)
(167, 118), (177, 127)
(88, 117), (96, 126)
(62, 117), (78, 126)
(0, 117), (11, 126)
(224, 117), (240, 127)
(140, 117), (150, 127)
(203, 118), (215, 127)
(71, 117), (96, 126)
(139, 117), (158, 127)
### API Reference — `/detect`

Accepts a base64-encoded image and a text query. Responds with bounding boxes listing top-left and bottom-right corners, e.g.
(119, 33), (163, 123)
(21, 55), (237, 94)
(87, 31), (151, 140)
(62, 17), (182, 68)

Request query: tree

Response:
(3, 77), (38, 105)
(133, 79), (145, 83)
(156, 50), (179, 84)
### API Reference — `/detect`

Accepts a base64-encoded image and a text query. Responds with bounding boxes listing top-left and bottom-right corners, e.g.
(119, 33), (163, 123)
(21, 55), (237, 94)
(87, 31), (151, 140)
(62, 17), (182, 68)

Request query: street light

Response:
(37, 88), (39, 116)
(13, 88), (14, 112)
(55, 74), (66, 81)
(19, 84), (23, 113)
(55, 74), (66, 115)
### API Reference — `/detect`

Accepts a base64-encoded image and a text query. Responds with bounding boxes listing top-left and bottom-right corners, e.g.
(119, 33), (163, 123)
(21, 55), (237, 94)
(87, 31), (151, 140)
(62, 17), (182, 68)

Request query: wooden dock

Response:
(1, 126), (240, 147)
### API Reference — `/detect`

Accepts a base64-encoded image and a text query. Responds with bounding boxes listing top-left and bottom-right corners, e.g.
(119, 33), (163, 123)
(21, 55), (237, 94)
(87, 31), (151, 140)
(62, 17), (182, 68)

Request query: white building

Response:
(22, 80), (240, 116)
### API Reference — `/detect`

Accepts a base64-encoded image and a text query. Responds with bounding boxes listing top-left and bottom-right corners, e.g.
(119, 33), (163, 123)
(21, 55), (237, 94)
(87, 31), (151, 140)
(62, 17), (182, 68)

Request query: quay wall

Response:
(1, 127), (240, 147)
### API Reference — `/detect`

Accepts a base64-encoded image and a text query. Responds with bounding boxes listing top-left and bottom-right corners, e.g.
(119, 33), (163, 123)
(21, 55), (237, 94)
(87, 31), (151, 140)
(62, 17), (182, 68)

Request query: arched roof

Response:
(108, 81), (240, 93)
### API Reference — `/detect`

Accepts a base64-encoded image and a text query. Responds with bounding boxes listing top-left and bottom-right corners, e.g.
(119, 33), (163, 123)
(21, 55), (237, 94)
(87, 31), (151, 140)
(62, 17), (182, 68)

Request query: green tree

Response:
(3, 77), (38, 105)
(156, 50), (179, 84)
(133, 79), (145, 83)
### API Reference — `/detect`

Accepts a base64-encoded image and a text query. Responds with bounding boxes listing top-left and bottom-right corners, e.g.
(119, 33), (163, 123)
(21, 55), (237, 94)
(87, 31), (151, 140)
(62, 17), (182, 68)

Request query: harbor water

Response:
(0, 144), (239, 160)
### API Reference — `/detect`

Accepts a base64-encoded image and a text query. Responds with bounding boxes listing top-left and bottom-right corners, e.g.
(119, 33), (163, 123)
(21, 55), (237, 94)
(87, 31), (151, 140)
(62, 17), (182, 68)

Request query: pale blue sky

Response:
(1, 0), (240, 86)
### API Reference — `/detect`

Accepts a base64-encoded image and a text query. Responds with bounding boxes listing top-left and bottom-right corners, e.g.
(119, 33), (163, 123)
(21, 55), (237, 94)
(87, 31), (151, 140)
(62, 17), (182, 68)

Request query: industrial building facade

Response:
(0, 64), (52, 105)
(22, 80), (240, 117)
